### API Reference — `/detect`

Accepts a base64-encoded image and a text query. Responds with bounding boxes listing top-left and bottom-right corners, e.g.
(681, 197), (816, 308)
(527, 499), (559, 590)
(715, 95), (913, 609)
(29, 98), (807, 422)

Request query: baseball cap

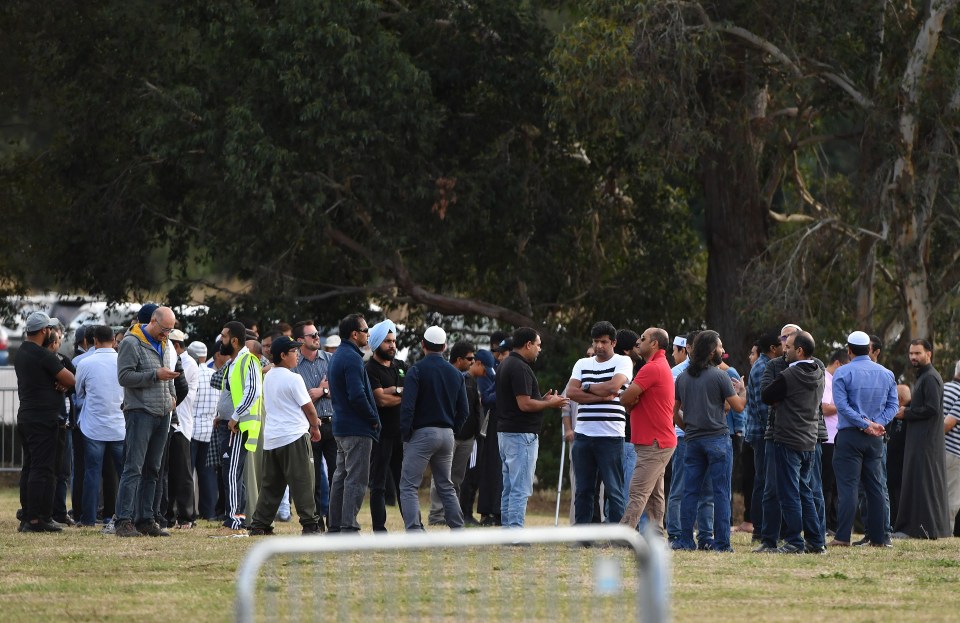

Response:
(270, 335), (301, 359)
(168, 329), (187, 343)
(25, 311), (57, 332)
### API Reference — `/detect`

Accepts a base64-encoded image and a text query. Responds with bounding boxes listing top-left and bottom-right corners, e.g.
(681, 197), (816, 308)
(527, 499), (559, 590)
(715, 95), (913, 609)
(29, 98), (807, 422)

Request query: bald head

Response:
(147, 306), (177, 341)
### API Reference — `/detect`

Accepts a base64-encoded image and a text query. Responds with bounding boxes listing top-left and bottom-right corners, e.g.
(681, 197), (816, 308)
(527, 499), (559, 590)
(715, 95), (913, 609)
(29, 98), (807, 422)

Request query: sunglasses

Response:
(464, 356), (476, 361)
(357, 327), (369, 334)
(304, 332), (320, 339)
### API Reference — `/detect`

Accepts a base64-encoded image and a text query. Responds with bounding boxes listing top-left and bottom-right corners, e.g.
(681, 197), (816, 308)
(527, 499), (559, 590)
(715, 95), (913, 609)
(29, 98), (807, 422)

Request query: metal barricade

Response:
(235, 525), (670, 623)
(0, 367), (22, 471)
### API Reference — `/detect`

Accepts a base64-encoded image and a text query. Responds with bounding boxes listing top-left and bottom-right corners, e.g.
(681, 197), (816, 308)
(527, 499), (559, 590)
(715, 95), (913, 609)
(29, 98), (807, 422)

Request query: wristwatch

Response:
(582, 382), (591, 393)
(395, 387), (403, 395)
(322, 387), (329, 397)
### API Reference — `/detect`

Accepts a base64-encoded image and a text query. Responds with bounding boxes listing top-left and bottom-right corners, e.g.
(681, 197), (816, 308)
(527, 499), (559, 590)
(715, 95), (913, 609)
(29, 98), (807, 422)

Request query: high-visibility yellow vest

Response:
(226, 351), (262, 452)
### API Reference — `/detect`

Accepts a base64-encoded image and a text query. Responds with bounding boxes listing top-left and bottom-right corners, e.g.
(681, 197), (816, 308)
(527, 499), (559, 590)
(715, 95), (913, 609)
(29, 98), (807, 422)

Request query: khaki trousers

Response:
(620, 441), (675, 533)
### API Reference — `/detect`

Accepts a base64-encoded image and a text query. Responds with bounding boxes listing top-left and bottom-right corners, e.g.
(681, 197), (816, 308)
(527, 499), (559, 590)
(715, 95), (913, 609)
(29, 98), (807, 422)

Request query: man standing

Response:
(398, 326), (469, 530)
(497, 327), (569, 528)
(618, 327), (676, 533)
(115, 306), (180, 537)
(248, 337), (323, 535)
(760, 331), (825, 554)
(672, 331), (746, 552)
(218, 320), (264, 532)
(821, 349), (849, 536)
(563, 321), (632, 525)
(943, 360), (960, 536)
(327, 313), (380, 533)
(16, 311), (75, 533)
(293, 320), (334, 526)
(166, 330), (198, 528)
(892, 339), (951, 539)
(744, 332), (780, 542)
(75, 325), (124, 528)
(428, 341), (482, 526)
(187, 341), (219, 521)
(364, 319), (405, 532)
(830, 331), (899, 547)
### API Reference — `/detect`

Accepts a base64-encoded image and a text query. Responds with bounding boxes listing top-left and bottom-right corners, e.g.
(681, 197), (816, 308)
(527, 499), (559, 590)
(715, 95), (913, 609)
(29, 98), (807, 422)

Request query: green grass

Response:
(1, 486), (959, 621)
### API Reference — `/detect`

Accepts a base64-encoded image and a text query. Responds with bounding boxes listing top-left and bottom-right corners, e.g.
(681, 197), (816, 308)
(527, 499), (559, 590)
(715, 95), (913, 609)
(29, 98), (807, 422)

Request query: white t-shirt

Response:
(570, 353), (633, 437)
(263, 366), (312, 451)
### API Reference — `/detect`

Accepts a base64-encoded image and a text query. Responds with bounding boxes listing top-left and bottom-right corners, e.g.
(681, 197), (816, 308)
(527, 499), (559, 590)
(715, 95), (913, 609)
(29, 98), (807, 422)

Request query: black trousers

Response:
(166, 431), (196, 523)
(17, 419), (60, 522)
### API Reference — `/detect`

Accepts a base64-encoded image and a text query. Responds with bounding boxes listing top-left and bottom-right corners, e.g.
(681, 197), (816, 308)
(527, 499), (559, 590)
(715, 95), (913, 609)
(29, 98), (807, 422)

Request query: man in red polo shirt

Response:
(619, 327), (677, 533)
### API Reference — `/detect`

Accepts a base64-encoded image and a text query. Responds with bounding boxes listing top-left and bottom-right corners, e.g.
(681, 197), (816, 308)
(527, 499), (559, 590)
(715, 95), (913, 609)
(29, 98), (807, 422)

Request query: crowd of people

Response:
(13, 305), (960, 552)
(561, 322), (959, 553)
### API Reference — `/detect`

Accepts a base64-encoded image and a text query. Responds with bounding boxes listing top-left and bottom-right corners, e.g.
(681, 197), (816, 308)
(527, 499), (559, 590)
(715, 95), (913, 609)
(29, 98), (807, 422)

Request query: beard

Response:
(220, 341), (235, 357)
(376, 345), (395, 361)
(712, 351), (723, 366)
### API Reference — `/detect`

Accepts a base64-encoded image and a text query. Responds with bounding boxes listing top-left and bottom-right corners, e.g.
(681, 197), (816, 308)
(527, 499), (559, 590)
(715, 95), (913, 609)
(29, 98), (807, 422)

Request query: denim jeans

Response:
(499, 432), (538, 528)
(329, 436), (373, 532)
(666, 436), (714, 541)
(774, 442), (823, 549)
(857, 439), (891, 539)
(81, 437), (124, 525)
(116, 410), (172, 525)
(573, 434), (625, 524)
(834, 428), (886, 543)
(678, 435), (732, 550)
(401, 427), (463, 530)
(812, 442), (826, 539)
(760, 439), (781, 547)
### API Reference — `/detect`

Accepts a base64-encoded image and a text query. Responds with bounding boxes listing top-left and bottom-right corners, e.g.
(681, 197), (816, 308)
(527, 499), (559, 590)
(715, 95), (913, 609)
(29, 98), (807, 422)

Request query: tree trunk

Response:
(700, 113), (770, 373)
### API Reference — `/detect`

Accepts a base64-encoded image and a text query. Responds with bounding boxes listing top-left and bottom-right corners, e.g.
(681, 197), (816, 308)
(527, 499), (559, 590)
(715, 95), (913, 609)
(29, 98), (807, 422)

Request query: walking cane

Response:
(555, 436), (566, 526)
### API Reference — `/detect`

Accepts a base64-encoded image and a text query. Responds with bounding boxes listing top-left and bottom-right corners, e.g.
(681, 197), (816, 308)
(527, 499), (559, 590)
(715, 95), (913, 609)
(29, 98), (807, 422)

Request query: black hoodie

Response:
(761, 360), (825, 452)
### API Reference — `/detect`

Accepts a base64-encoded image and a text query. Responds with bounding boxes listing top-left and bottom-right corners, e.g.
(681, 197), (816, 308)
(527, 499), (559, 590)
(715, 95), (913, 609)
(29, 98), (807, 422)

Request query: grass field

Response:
(1, 486), (959, 622)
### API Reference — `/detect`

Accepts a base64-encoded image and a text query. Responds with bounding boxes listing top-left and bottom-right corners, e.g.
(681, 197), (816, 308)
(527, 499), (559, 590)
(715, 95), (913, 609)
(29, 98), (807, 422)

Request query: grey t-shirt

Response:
(676, 366), (735, 441)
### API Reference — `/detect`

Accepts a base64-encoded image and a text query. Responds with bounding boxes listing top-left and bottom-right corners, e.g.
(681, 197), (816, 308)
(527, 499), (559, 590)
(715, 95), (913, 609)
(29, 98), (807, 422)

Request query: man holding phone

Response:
(115, 305), (181, 538)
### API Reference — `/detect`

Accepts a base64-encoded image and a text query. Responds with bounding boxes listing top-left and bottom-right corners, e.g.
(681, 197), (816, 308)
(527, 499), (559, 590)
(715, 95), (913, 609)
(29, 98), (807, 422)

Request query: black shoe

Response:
(853, 536), (871, 546)
(463, 515), (482, 526)
(52, 515), (76, 527)
(115, 521), (142, 538)
(697, 540), (716, 551)
(22, 519), (64, 533)
(775, 543), (805, 554)
(318, 516), (326, 533)
(870, 541), (893, 548)
(137, 521), (171, 537)
(752, 543), (778, 553)
(301, 524), (322, 535)
(805, 544), (827, 554)
(248, 526), (275, 536)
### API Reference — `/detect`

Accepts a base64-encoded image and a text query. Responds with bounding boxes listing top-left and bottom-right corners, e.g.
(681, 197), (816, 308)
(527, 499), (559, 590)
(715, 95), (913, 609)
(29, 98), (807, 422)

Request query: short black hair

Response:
(685, 330), (701, 351)
(590, 321), (617, 342)
(614, 330), (639, 356)
(93, 325), (115, 344)
(850, 343), (870, 357)
(910, 338), (933, 352)
(793, 331), (816, 358)
(869, 334), (883, 353)
(757, 332), (780, 355)
(292, 320), (315, 340)
(224, 321), (246, 345)
(829, 349), (849, 365)
(490, 330), (510, 352)
(450, 341), (475, 362)
(512, 327), (538, 349)
(339, 313), (365, 337)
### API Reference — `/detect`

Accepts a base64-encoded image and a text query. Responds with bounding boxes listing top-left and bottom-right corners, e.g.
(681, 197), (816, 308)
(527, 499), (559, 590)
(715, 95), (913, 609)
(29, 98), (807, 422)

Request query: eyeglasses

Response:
(464, 356), (476, 361)
(357, 327), (369, 334)
(158, 325), (174, 334)
(304, 332), (320, 339)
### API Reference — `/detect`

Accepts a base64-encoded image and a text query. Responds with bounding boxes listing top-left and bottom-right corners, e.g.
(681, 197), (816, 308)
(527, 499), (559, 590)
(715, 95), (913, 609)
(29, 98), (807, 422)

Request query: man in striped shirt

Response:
(188, 341), (220, 521)
(564, 321), (633, 524)
(943, 360), (960, 535)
